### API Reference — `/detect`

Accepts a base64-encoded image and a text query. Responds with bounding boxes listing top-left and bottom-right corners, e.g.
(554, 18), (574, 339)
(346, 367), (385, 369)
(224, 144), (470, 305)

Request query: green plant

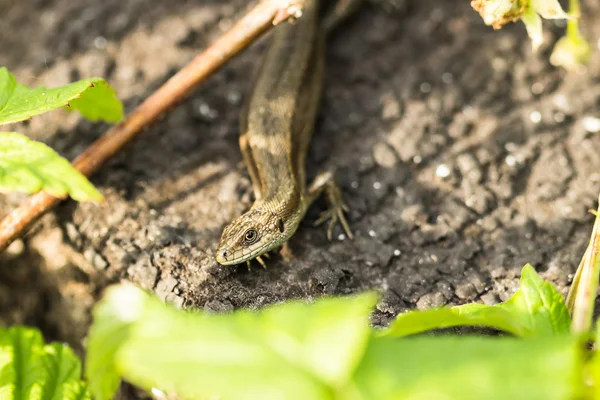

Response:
(0, 67), (123, 200)
(382, 264), (570, 338)
(471, 0), (591, 70)
(82, 264), (587, 400)
(0, 326), (90, 399)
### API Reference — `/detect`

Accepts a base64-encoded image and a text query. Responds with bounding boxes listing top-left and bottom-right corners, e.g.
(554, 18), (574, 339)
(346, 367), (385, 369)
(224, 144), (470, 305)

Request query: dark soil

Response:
(2, 0), (600, 392)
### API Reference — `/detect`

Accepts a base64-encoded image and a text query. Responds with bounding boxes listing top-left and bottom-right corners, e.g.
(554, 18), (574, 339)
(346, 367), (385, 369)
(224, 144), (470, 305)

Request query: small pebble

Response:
(373, 142), (397, 168)
(368, 230), (377, 237)
(553, 94), (569, 110)
(462, 105), (477, 118)
(505, 155), (517, 167)
(582, 116), (600, 133)
(198, 103), (218, 120)
(529, 111), (542, 124)
(491, 57), (507, 71)
(504, 142), (518, 152)
(5, 240), (24, 256)
(93, 36), (107, 49)
(435, 164), (451, 178)
(226, 90), (242, 105)
(441, 72), (453, 84)
(218, 18), (233, 31)
(554, 112), (565, 123)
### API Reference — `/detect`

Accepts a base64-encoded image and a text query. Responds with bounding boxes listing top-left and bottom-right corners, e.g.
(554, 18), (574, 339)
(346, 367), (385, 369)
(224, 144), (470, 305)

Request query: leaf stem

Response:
(567, 195), (600, 334)
(0, 0), (307, 252)
(567, 0), (581, 38)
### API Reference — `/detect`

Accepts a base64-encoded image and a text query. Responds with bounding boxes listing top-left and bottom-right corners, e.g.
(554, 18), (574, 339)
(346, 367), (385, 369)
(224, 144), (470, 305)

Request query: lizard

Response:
(215, 0), (359, 267)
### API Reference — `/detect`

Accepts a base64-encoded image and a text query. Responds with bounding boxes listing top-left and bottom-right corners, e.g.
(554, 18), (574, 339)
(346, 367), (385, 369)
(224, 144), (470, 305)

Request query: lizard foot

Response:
(309, 172), (353, 240)
(279, 242), (296, 261)
(246, 255), (268, 271)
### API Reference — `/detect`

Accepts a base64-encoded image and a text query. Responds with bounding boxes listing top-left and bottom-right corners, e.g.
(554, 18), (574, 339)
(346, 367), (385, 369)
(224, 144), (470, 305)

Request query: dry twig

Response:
(0, 0), (307, 252)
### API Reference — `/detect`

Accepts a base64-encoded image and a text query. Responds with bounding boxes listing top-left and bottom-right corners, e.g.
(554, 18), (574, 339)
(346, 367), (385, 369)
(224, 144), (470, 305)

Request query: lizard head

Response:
(215, 209), (287, 265)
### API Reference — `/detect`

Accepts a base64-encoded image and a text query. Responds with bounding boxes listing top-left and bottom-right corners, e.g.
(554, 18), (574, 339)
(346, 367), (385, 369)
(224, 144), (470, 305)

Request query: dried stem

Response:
(0, 0), (305, 252)
(567, 199), (600, 334)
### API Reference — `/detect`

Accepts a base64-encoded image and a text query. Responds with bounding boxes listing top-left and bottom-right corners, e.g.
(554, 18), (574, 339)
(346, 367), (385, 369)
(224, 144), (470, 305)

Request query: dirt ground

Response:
(2, 0), (600, 384)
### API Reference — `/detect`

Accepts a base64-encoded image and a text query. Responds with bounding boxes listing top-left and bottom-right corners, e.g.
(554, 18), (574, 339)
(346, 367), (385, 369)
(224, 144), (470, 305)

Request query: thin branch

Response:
(0, 0), (306, 252)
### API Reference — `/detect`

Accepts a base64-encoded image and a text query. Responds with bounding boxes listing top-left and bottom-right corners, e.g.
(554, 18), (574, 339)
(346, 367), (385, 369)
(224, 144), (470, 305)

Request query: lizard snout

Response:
(215, 247), (231, 265)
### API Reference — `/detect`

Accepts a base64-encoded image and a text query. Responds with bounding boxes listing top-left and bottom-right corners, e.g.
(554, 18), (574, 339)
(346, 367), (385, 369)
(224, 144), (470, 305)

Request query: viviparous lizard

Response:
(215, 0), (353, 266)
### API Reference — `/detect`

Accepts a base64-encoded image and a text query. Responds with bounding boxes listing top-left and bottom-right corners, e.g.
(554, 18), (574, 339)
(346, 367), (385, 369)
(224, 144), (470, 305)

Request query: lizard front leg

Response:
(305, 171), (353, 240)
(239, 132), (263, 201)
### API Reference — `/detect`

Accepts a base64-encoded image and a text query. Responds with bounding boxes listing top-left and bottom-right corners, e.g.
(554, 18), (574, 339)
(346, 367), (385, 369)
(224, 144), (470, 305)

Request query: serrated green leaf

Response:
(87, 284), (377, 400)
(347, 335), (584, 400)
(41, 344), (89, 400)
(499, 264), (570, 335)
(0, 132), (102, 201)
(382, 264), (570, 338)
(0, 326), (45, 399)
(0, 67), (123, 125)
(0, 326), (90, 400)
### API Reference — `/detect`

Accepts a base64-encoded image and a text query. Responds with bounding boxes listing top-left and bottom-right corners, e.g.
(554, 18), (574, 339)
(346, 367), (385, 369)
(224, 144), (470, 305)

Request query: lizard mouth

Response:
(215, 244), (270, 266)
(215, 253), (229, 265)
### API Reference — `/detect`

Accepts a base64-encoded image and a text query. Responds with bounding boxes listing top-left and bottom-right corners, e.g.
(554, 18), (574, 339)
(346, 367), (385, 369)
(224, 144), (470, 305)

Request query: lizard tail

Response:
(323, 0), (366, 34)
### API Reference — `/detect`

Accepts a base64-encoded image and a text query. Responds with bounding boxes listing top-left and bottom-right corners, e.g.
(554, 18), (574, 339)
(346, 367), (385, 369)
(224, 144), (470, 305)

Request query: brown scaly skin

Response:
(215, 0), (353, 266)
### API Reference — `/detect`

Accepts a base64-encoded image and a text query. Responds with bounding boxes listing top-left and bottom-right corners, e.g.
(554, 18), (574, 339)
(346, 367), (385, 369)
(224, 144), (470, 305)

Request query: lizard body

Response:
(216, 0), (353, 266)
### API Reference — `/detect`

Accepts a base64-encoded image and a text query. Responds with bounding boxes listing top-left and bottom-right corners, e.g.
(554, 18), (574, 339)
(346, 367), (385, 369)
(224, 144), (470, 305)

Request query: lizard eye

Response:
(244, 229), (259, 243)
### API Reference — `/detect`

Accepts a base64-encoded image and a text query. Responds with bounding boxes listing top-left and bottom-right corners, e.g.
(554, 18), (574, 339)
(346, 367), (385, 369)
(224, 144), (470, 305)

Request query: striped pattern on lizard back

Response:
(215, 0), (352, 267)
(242, 0), (323, 220)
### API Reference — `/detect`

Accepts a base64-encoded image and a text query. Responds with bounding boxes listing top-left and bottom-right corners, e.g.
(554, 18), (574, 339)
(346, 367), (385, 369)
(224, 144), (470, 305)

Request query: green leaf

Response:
(382, 264), (570, 337)
(0, 67), (123, 125)
(530, 0), (570, 19)
(0, 132), (102, 201)
(499, 264), (570, 335)
(41, 344), (89, 400)
(347, 335), (584, 400)
(521, 7), (544, 50)
(381, 304), (524, 337)
(0, 326), (90, 400)
(86, 284), (377, 400)
(590, 320), (600, 396)
(550, 26), (592, 71)
(257, 292), (376, 388)
(85, 284), (145, 400)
